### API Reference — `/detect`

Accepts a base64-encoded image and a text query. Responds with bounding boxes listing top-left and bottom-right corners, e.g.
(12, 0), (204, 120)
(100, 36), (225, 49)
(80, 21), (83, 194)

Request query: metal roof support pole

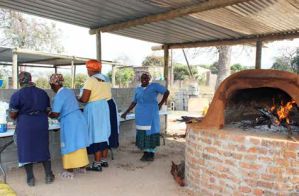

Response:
(96, 31), (102, 61)
(112, 64), (116, 87)
(164, 44), (169, 88)
(169, 49), (173, 87)
(163, 44), (169, 138)
(12, 52), (18, 89)
(54, 65), (58, 74)
(255, 40), (262, 69)
(71, 60), (76, 88)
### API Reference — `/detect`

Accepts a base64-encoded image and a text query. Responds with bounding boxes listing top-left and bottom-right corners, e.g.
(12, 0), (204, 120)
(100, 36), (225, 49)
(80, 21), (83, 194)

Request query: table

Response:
(0, 124), (60, 183)
(0, 111), (168, 183)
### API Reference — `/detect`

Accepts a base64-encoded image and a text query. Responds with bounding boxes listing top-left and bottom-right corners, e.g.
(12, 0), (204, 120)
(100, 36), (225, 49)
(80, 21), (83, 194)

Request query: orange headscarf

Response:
(86, 59), (102, 72)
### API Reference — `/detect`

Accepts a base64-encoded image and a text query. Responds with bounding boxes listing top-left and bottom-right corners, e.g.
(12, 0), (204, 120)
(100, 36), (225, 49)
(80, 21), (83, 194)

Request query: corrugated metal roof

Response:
(0, 0), (298, 45)
(0, 47), (113, 66)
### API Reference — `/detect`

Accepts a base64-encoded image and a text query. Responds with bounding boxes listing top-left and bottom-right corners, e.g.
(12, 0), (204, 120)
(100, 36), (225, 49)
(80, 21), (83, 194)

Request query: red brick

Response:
(213, 140), (221, 147)
(205, 147), (217, 154)
(244, 154), (257, 161)
(239, 186), (251, 193)
(244, 178), (257, 186)
(258, 156), (272, 162)
(230, 135), (245, 143)
(225, 159), (235, 166)
(216, 165), (229, 173)
(268, 167), (283, 175)
(249, 138), (261, 145)
(261, 174), (275, 181)
(257, 181), (274, 189)
(283, 151), (296, 159)
(242, 171), (259, 178)
(287, 142), (299, 151)
(253, 189), (264, 196)
(287, 168), (299, 175)
(274, 158), (289, 167)
(202, 138), (212, 145)
(240, 162), (261, 170)
(232, 153), (243, 160)
(248, 147), (267, 154)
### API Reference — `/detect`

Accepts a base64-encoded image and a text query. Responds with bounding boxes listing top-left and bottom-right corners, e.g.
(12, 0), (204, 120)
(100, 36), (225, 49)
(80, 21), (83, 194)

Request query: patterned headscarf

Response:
(49, 74), (64, 86)
(86, 59), (102, 72)
(18, 72), (34, 86)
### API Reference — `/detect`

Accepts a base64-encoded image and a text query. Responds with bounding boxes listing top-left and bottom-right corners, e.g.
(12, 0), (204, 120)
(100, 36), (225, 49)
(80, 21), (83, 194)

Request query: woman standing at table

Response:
(9, 72), (55, 187)
(79, 60), (116, 171)
(48, 74), (89, 179)
(121, 72), (169, 161)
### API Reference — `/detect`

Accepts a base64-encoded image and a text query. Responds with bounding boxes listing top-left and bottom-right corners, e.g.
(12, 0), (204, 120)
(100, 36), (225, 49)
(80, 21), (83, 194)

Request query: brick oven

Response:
(185, 70), (299, 195)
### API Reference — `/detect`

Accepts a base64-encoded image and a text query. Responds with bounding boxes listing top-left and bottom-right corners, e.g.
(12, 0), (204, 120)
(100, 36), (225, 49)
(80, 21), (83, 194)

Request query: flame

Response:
(271, 100), (296, 125)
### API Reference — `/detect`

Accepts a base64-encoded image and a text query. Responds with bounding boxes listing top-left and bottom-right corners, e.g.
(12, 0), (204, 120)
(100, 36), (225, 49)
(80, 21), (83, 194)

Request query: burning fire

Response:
(270, 99), (296, 125)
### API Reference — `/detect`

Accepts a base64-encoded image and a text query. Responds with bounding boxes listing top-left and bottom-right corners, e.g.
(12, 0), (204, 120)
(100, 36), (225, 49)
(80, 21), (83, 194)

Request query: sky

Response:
(11, 11), (299, 75)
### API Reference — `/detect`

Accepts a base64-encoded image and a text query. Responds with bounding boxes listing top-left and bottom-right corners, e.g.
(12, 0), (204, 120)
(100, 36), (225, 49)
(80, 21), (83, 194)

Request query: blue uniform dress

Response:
(134, 83), (167, 152)
(93, 73), (120, 149)
(52, 88), (89, 155)
(9, 86), (50, 165)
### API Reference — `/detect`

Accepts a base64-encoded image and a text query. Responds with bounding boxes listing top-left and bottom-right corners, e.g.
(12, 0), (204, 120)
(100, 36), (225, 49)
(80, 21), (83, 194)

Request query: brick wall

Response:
(185, 126), (299, 195)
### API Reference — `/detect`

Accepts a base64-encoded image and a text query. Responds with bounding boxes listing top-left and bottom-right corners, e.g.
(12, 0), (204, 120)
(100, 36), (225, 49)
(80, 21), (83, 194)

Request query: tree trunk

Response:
(215, 46), (232, 90)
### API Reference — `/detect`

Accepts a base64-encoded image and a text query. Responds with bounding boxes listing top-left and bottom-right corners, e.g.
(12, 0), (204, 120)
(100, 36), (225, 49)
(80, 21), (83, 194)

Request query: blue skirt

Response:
(16, 113), (50, 163)
(108, 99), (119, 148)
(83, 100), (111, 145)
(87, 142), (108, 154)
(60, 110), (89, 155)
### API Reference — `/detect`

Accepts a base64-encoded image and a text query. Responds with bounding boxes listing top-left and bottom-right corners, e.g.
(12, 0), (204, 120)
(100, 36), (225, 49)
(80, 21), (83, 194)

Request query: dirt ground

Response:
(5, 111), (197, 196)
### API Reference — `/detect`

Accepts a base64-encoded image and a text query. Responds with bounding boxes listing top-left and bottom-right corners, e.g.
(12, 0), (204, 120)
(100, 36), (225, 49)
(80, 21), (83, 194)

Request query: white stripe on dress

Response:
(136, 125), (151, 130)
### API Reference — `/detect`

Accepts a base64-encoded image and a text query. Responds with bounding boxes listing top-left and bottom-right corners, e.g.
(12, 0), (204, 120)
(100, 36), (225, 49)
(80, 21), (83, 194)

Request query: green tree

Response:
(271, 57), (292, 72)
(35, 77), (50, 89)
(231, 63), (246, 73)
(173, 63), (198, 81)
(74, 73), (88, 89)
(115, 68), (134, 87)
(200, 62), (218, 74)
(142, 55), (164, 67)
(0, 9), (64, 53)
(35, 74), (87, 89)
(107, 68), (134, 87)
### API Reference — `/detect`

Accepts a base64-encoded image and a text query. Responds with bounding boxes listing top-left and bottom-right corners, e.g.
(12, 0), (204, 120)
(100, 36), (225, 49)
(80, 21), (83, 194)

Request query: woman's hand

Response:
(121, 112), (127, 119)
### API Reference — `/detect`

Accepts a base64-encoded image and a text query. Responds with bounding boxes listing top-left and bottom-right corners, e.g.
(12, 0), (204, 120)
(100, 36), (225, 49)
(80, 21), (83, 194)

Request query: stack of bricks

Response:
(185, 125), (299, 195)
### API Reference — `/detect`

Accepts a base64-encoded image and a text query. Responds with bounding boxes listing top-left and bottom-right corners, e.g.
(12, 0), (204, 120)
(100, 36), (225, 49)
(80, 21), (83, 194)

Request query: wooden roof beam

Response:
(89, 0), (252, 34)
(151, 31), (299, 50)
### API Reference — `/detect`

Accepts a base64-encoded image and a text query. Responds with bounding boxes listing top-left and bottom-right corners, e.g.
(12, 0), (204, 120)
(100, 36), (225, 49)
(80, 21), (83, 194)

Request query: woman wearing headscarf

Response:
(48, 74), (89, 178)
(121, 72), (169, 161)
(9, 72), (55, 187)
(79, 60), (118, 171)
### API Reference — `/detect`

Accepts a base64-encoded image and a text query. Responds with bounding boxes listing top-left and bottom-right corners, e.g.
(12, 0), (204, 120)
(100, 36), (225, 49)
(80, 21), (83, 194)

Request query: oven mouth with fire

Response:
(225, 87), (299, 139)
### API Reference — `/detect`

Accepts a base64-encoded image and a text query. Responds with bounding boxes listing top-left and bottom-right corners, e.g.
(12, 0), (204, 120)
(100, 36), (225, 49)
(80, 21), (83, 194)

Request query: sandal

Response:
(86, 162), (102, 172)
(60, 171), (74, 180)
(74, 168), (87, 174)
(99, 160), (109, 168)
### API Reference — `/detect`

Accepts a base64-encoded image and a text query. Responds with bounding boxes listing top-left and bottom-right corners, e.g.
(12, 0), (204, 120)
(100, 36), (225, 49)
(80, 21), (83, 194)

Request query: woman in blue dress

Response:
(9, 72), (55, 186)
(121, 72), (169, 161)
(48, 74), (89, 179)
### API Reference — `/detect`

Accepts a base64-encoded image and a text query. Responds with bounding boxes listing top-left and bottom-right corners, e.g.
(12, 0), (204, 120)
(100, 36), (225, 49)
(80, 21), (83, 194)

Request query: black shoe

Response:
(100, 160), (109, 168)
(140, 152), (149, 161)
(45, 173), (55, 184)
(145, 152), (155, 162)
(86, 162), (102, 172)
(27, 177), (35, 187)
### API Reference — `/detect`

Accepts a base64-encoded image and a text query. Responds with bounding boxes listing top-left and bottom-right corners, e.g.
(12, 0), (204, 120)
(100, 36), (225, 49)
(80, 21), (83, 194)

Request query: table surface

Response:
(0, 111), (168, 138)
